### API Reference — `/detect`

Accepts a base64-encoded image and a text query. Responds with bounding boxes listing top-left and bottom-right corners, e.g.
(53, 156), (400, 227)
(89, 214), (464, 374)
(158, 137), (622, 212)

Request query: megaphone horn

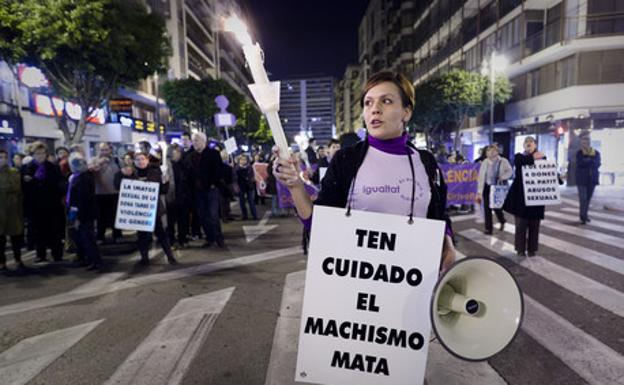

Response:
(430, 256), (524, 361)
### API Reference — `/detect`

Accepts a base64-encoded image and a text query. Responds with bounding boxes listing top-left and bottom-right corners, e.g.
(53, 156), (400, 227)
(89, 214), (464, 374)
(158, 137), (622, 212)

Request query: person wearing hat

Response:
(67, 152), (101, 271)
(116, 149), (177, 265)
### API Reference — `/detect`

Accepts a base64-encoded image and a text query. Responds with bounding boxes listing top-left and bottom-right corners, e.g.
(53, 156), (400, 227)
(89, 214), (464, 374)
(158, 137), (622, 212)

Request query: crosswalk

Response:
(0, 202), (622, 384)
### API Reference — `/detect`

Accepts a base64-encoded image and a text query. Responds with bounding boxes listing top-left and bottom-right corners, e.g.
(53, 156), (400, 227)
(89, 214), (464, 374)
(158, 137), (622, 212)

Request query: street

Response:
(0, 191), (622, 385)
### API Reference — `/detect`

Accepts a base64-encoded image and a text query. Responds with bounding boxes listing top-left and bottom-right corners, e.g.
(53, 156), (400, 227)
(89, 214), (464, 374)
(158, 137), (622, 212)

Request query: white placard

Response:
(224, 137), (238, 155)
(114, 179), (160, 232)
(522, 160), (561, 206)
(319, 167), (327, 182)
(295, 206), (445, 385)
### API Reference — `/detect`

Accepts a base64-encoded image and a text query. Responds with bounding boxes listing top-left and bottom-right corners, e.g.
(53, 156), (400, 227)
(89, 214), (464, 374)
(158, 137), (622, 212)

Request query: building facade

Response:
(280, 76), (335, 145)
(0, 0), (254, 158)
(335, 65), (361, 136)
(355, 0), (624, 185)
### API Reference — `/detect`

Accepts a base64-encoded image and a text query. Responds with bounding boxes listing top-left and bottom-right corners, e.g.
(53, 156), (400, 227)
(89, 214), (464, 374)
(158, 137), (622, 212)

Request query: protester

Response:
(576, 133), (601, 224)
(218, 149), (236, 223)
(22, 141), (65, 262)
(435, 144), (449, 164)
(56, 146), (71, 178)
(0, 149), (25, 271)
(235, 154), (258, 220)
(274, 71), (456, 270)
(122, 151), (134, 168)
(476, 144), (512, 234)
(503, 136), (546, 257)
(12, 152), (24, 169)
(305, 137), (318, 165)
(311, 139), (340, 185)
(116, 151), (177, 265)
(92, 142), (122, 243)
(167, 144), (190, 248)
(180, 132), (202, 240)
(67, 153), (101, 271)
(188, 132), (225, 248)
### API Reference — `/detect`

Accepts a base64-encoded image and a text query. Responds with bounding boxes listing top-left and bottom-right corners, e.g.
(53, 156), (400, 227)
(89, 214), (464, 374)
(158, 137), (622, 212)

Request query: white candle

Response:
(224, 15), (290, 159)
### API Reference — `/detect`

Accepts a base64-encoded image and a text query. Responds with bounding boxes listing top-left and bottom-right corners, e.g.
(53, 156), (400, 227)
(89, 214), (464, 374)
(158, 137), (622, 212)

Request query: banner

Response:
(224, 137), (237, 155)
(522, 160), (561, 206)
(114, 179), (160, 232)
(253, 162), (269, 197)
(276, 181), (319, 209)
(439, 163), (480, 205)
(296, 206), (445, 385)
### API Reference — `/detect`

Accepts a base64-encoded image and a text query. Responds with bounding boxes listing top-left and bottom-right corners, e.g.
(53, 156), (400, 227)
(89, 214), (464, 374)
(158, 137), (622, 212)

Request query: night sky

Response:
(241, 0), (367, 79)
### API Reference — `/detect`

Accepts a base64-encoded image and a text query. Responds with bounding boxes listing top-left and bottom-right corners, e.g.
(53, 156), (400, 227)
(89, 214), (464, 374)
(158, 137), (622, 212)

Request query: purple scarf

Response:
(367, 131), (412, 155)
(34, 161), (46, 180)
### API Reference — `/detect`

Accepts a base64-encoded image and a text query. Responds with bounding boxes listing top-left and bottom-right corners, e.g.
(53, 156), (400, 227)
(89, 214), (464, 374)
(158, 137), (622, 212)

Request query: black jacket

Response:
(503, 153), (545, 220)
(68, 172), (97, 223)
(316, 140), (451, 229)
(186, 148), (224, 192)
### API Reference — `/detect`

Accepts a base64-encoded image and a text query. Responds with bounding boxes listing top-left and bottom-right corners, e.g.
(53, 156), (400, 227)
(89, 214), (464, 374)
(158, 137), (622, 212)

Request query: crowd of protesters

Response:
(0, 131), (312, 273)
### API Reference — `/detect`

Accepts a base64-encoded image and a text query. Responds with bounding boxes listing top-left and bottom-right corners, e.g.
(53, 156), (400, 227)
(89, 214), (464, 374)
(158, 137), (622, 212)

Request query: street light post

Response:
(481, 51), (508, 145)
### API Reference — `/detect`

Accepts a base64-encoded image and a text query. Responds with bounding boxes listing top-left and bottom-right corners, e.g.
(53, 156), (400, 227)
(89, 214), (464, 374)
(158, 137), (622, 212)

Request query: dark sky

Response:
(241, 0), (367, 79)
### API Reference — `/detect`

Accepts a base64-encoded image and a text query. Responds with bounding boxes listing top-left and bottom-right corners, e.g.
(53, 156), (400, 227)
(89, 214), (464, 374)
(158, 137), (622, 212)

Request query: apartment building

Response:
(354, 0), (624, 185)
(280, 76), (335, 145)
(335, 65), (361, 136)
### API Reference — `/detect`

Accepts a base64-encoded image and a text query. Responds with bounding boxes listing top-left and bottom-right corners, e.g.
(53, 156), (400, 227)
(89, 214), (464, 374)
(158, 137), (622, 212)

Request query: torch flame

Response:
(223, 14), (253, 46)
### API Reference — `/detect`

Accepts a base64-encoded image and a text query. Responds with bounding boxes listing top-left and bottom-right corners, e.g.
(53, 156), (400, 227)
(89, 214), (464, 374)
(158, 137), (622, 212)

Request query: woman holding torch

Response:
(273, 71), (456, 270)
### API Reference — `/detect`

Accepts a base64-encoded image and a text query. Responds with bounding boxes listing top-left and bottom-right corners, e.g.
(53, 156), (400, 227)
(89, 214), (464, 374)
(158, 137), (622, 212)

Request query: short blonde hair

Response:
(29, 141), (48, 155)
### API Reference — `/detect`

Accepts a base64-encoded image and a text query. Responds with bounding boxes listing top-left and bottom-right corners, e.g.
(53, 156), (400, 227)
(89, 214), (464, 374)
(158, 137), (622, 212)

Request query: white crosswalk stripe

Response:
(502, 223), (624, 275)
(561, 207), (624, 223)
(0, 320), (104, 385)
(460, 229), (624, 318)
(547, 211), (624, 233)
(541, 219), (624, 249)
(104, 287), (235, 385)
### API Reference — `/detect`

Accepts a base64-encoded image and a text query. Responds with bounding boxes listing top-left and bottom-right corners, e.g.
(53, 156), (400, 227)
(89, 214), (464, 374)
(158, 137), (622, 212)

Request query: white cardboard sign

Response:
(114, 179), (160, 232)
(522, 160), (561, 206)
(295, 205), (445, 385)
(224, 137), (238, 155)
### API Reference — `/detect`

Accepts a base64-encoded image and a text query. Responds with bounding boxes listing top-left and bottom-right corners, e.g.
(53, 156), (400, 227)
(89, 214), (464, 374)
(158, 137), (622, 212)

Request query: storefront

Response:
(0, 114), (24, 160)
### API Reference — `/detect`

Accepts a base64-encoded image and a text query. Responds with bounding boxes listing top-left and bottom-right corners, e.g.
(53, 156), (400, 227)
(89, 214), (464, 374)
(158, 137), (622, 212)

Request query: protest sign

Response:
(224, 137), (237, 155)
(522, 160), (561, 206)
(253, 162), (269, 196)
(489, 184), (509, 209)
(295, 206), (445, 385)
(114, 179), (160, 232)
(439, 163), (480, 205)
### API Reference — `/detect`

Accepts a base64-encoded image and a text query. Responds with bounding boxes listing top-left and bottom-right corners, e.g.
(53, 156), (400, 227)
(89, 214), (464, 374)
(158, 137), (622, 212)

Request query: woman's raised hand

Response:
(272, 146), (303, 189)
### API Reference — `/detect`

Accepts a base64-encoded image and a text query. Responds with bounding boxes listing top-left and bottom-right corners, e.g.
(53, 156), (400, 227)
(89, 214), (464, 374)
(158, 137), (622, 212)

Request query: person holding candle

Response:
(273, 71), (456, 270)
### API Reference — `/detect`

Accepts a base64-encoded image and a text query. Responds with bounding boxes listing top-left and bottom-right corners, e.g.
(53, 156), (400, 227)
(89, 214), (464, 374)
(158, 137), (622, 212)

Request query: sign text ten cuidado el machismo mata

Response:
(296, 206), (445, 385)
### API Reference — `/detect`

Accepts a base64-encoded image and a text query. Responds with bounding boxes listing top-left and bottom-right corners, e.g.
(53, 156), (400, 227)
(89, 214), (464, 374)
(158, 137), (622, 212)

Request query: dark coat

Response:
(23, 160), (64, 214)
(186, 148), (224, 192)
(68, 172), (97, 223)
(172, 159), (190, 202)
(315, 140), (451, 228)
(235, 165), (255, 192)
(575, 149), (601, 186)
(116, 166), (168, 218)
(503, 153), (545, 220)
(0, 166), (23, 235)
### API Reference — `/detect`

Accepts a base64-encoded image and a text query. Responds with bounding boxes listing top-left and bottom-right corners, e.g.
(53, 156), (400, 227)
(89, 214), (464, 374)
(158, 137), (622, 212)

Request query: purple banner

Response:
(439, 163), (480, 205)
(276, 182), (319, 209)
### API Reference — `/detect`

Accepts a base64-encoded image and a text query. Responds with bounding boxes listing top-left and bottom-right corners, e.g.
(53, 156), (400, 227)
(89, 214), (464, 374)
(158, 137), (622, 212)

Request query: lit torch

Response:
(223, 14), (290, 159)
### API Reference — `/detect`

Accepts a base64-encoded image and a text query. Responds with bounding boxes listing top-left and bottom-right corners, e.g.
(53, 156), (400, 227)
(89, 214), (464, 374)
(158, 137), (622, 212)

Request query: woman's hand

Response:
(533, 151), (545, 160)
(272, 147), (304, 190)
(475, 193), (482, 204)
(441, 235), (456, 273)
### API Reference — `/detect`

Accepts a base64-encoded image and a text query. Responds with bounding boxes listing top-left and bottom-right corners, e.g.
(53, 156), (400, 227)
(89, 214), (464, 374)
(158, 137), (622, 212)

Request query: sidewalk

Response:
(560, 185), (624, 213)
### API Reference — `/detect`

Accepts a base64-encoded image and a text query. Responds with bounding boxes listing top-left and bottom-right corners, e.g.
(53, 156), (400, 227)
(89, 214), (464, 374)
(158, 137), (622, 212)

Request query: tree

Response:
(161, 77), (244, 138)
(411, 69), (512, 150)
(0, 0), (170, 145)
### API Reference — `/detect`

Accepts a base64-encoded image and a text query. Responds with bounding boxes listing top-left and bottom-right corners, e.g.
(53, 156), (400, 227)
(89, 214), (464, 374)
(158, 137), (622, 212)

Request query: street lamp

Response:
(481, 51), (508, 144)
